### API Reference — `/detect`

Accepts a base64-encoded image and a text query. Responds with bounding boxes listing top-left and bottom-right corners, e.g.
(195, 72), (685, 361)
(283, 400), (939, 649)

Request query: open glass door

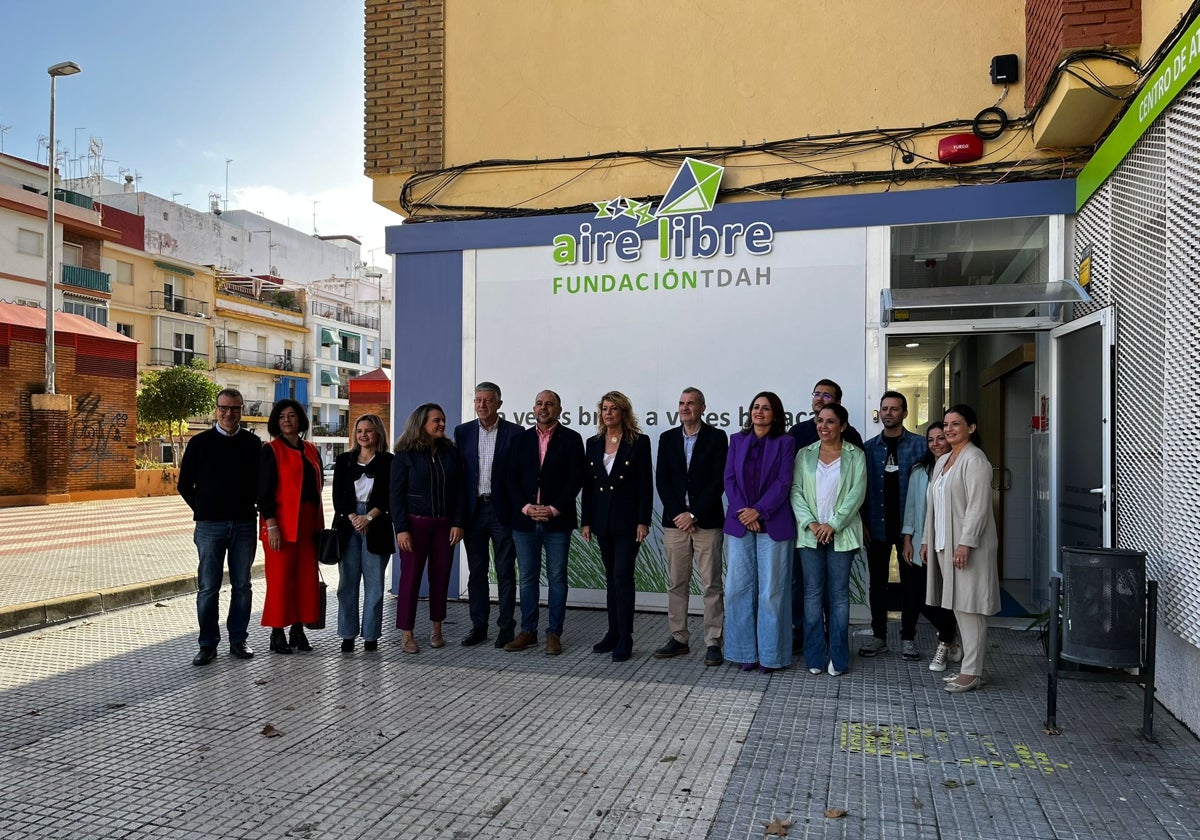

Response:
(1049, 307), (1115, 574)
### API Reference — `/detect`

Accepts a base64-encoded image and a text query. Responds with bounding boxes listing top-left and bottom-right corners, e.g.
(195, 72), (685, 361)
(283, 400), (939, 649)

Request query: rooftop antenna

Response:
(224, 158), (232, 213)
(312, 200), (319, 235)
(171, 191), (182, 203)
(0, 124), (10, 153)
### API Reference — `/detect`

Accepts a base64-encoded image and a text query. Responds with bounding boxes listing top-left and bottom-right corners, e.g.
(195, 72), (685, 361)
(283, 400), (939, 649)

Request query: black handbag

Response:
(317, 525), (341, 566)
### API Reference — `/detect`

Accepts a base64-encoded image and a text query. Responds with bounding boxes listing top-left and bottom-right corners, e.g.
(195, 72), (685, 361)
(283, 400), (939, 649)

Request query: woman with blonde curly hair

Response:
(581, 390), (653, 661)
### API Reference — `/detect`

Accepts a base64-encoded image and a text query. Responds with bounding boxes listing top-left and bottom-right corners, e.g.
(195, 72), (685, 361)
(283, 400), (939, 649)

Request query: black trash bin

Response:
(1061, 546), (1146, 668)
(1045, 546), (1157, 740)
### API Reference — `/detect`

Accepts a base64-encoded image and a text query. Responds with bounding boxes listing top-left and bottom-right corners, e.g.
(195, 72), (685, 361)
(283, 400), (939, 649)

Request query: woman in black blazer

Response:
(331, 414), (395, 653)
(581, 390), (653, 662)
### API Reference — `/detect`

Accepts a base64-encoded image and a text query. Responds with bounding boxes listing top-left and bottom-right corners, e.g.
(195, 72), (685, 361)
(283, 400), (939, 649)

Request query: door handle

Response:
(991, 466), (1000, 491)
(1089, 487), (1104, 495)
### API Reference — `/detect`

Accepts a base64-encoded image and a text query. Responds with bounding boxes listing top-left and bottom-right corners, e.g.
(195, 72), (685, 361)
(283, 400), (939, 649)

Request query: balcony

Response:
(214, 345), (306, 371)
(337, 347), (361, 364)
(310, 300), (378, 331)
(150, 347), (208, 367)
(150, 291), (209, 318)
(243, 399), (274, 419)
(218, 284), (303, 313)
(312, 423), (349, 438)
(61, 264), (111, 294)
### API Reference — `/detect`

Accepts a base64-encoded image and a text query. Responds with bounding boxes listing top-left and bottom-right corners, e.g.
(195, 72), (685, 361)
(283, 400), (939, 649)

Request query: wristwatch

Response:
(365, 514), (373, 523)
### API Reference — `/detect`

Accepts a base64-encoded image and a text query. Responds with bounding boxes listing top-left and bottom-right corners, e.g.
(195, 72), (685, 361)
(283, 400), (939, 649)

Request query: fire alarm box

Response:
(938, 134), (983, 164)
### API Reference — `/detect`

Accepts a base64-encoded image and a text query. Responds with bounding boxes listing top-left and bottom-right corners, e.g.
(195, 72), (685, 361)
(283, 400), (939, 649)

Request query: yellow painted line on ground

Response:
(838, 721), (1070, 775)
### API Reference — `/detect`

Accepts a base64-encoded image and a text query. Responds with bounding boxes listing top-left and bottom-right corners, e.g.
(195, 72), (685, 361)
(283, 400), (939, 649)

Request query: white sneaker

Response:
(929, 643), (949, 672)
(808, 667), (822, 675)
(827, 661), (844, 677)
(948, 642), (963, 663)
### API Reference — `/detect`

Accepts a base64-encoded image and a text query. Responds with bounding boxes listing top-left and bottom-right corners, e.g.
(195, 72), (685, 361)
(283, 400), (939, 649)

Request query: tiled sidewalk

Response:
(1, 588), (1197, 839)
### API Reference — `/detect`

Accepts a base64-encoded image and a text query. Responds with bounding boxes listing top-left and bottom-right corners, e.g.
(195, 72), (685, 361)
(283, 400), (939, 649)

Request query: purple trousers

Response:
(395, 514), (453, 631)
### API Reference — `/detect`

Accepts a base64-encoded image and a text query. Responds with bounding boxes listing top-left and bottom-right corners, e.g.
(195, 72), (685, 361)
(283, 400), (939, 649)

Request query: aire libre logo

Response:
(551, 158), (774, 265)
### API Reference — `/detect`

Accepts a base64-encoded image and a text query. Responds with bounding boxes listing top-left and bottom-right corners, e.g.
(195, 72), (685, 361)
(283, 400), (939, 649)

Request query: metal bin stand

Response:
(1045, 546), (1157, 740)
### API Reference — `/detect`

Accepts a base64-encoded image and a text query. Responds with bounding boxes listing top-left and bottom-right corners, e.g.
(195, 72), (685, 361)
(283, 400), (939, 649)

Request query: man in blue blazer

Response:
(504, 389), (585, 655)
(653, 388), (729, 666)
(454, 382), (523, 648)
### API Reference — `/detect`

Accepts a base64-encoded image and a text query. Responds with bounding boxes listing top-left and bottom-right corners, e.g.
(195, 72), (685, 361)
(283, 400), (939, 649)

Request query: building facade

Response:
(366, 1), (1200, 730)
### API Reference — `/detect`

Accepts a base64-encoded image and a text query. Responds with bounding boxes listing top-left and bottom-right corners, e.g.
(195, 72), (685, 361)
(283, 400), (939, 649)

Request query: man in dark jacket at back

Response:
(178, 388), (262, 666)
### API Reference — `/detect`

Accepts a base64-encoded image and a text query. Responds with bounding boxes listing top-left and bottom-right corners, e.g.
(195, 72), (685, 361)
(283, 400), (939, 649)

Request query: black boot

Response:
(269, 628), (292, 654)
(289, 623), (313, 652)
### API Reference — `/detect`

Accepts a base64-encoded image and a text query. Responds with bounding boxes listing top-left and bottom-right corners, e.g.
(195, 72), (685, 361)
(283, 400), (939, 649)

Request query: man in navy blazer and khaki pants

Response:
(454, 382), (523, 648)
(654, 387), (729, 666)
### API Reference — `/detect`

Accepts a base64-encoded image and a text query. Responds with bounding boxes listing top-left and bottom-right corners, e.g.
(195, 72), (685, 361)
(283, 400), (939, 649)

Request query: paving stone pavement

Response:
(0, 495), (1198, 838)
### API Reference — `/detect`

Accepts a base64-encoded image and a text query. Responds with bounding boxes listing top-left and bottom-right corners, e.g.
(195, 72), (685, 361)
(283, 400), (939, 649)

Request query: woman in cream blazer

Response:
(922, 404), (1000, 694)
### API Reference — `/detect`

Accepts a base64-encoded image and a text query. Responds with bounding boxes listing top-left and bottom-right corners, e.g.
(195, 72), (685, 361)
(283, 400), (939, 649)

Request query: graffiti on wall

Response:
(70, 392), (129, 478)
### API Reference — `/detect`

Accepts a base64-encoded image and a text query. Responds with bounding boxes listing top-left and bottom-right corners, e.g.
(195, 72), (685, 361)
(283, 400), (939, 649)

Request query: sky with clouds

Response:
(0, 0), (399, 262)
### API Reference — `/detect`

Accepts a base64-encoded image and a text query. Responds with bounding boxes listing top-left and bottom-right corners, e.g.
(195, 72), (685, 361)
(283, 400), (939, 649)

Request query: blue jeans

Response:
(801, 543), (853, 673)
(194, 519), (256, 648)
(338, 502), (389, 641)
(513, 526), (570, 636)
(463, 498), (517, 633)
(724, 532), (792, 669)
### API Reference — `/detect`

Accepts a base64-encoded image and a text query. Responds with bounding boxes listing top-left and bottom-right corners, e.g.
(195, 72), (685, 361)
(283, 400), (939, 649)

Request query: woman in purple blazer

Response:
(723, 391), (798, 672)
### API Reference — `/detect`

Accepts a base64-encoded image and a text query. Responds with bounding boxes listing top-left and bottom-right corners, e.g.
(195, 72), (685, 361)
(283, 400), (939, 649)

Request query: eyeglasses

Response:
(216, 405), (243, 413)
(812, 392), (836, 402)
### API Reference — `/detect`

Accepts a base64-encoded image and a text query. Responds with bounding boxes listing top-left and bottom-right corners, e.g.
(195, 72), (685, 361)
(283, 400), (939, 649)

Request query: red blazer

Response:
(260, 437), (324, 543)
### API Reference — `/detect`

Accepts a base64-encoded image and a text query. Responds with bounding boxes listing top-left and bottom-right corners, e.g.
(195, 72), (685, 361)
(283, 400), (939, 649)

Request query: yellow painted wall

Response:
(374, 0), (1196, 216)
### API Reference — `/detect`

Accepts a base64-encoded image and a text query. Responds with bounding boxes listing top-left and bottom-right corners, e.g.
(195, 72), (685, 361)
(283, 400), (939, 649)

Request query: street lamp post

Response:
(44, 60), (82, 395)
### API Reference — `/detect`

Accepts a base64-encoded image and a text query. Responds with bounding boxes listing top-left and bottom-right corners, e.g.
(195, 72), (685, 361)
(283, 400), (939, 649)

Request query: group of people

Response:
(178, 379), (999, 694)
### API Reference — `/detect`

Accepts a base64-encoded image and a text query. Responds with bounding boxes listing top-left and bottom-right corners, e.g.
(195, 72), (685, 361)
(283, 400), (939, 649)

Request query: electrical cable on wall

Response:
(397, 42), (1171, 220)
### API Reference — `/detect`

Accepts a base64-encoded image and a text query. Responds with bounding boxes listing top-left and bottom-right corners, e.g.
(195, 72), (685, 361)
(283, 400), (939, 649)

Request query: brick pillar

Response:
(29, 393), (73, 503)
(1026, 0), (1141, 109)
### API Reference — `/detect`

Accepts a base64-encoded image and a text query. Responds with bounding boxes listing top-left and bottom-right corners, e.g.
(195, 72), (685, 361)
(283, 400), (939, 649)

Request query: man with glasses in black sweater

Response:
(179, 388), (263, 665)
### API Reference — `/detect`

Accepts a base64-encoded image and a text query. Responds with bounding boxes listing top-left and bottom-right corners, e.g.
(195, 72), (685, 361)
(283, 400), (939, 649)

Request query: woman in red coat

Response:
(258, 398), (324, 653)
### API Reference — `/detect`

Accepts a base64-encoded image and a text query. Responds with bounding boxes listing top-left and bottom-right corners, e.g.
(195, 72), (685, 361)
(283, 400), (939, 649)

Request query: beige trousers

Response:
(954, 610), (988, 676)
(663, 527), (724, 647)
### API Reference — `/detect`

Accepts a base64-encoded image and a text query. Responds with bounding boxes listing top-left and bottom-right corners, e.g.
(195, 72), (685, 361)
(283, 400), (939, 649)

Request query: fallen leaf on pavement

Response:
(261, 724), (283, 738)
(764, 815), (793, 835)
(660, 755), (677, 763)
(823, 807), (847, 819)
(255, 679), (269, 686)
(943, 780), (960, 789)
(913, 797), (923, 810)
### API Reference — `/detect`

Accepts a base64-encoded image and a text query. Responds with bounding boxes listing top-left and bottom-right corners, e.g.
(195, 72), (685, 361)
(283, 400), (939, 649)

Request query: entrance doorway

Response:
(886, 331), (1044, 614)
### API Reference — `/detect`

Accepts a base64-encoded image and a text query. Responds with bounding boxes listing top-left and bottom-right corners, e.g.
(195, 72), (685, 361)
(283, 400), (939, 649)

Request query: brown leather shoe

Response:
(544, 634), (562, 655)
(504, 631), (538, 651)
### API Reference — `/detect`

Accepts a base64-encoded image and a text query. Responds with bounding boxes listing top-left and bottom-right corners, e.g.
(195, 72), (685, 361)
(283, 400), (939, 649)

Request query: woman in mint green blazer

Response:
(790, 404), (867, 676)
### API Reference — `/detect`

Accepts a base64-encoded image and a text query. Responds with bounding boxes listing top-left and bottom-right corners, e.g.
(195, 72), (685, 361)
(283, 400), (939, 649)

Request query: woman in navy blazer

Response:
(581, 391), (654, 662)
(389, 403), (468, 654)
(723, 391), (797, 672)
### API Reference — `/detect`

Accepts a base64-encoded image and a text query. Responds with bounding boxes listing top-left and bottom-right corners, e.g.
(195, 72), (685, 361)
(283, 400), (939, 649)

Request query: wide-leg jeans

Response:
(724, 531), (792, 669)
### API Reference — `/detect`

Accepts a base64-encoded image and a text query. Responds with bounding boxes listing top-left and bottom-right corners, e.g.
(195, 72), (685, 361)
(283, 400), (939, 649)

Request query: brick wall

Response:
(364, 0), (444, 176)
(0, 329), (137, 498)
(1026, 0), (1141, 108)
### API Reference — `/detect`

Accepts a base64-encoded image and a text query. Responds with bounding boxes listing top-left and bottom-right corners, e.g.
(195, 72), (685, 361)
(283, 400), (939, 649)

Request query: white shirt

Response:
(816, 457), (841, 524)
(477, 421), (499, 495)
(932, 464), (954, 552)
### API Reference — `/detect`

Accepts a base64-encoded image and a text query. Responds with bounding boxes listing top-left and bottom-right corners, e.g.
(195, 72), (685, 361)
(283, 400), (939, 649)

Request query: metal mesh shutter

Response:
(1074, 77), (1200, 646)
